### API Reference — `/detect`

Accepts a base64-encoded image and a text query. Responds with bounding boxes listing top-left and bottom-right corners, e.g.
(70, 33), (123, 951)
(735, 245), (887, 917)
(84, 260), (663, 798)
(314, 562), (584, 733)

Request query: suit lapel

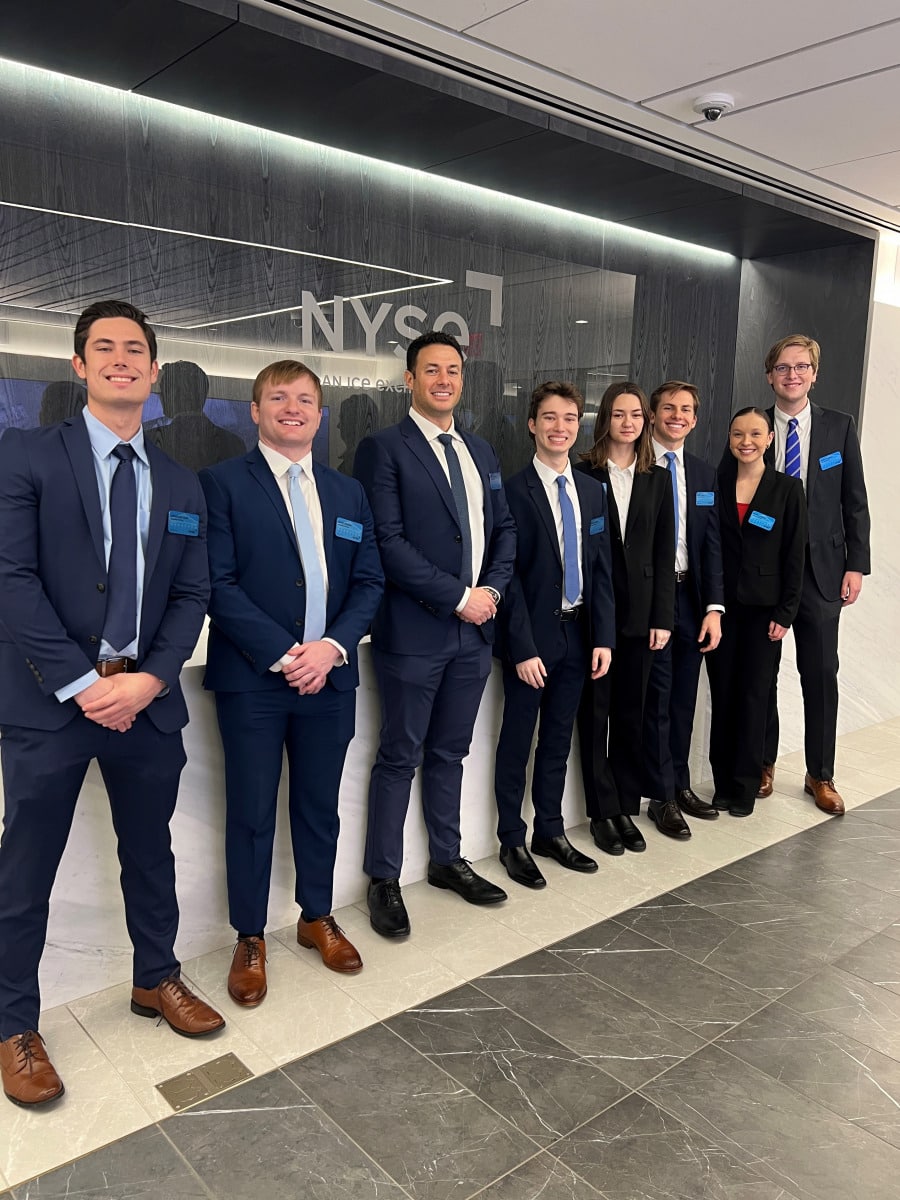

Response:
(247, 447), (298, 552)
(60, 418), (105, 565)
(460, 428), (492, 543)
(312, 463), (336, 567)
(526, 465), (563, 570)
(572, 470), (596, 575)
(402, 416), (458, 525)
(144, 441), (170, 581)
(806, 403), (825, 507)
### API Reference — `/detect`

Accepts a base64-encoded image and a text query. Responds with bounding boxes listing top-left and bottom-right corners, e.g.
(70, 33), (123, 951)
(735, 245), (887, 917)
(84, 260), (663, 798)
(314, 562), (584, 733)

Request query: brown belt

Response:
(95, 657), (137, 677)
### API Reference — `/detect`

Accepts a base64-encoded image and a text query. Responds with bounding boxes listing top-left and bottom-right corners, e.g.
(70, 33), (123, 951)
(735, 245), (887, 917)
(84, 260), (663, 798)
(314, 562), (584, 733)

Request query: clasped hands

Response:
(281, 641), (342, 695)
(76, 672), (165, 732)
(458, 586), (497, 626)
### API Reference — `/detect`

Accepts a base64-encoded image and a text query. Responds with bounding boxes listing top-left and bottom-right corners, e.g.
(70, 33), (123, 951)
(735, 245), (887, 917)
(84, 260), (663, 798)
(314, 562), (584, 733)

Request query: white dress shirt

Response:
(408, 406), (486, 609)
(773, 400), (812, 490)
(652, 439), (688, 574)
(607, 457), (636, 532)
(532, 455), (583, 607)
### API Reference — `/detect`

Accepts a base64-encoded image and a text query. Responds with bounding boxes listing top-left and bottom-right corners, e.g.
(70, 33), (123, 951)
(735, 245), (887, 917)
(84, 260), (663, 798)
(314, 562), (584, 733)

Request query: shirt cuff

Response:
(455, 586), (471, 613)
(705, 605), (725, 614)
(270, 648), (299, 672)
(56, 669), (102, 704)
(323, 637), (348, 666)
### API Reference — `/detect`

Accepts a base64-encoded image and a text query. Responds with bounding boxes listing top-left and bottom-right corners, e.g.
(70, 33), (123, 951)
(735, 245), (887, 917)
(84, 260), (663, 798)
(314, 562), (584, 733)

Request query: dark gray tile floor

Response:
(12, 788), (900, 1200)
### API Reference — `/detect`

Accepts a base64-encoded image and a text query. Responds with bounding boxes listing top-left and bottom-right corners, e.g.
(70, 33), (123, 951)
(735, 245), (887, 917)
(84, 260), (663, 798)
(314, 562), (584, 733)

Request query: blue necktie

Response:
(665, 451), (679, 553)
(102, 443), (138, 652)
(785, 417), (801, 478)
(287, 463), (326, 642)
(556, 475), (580, 605)
(437, 433), (473, 588)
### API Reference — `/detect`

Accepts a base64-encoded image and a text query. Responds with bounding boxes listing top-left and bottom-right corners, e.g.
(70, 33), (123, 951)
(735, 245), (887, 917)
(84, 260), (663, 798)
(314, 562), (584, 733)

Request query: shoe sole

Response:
(296, 934), (363, 974)
(427, 877), (507, 904)
(647, 810), (691, 840)
(130, 1000), (225, 1037)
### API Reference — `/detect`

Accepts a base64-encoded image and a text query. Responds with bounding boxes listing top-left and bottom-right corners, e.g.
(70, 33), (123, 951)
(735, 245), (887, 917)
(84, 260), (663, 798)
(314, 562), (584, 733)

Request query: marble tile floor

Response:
(2, 723), (900, 1196)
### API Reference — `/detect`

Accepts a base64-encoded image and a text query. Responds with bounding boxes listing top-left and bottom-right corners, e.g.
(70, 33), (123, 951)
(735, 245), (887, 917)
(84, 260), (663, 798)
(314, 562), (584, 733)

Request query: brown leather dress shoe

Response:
(804, 774), (845, 816)
(227, 936), (267, 1006)
(297, 915), (363, 974)
(131, 975), (226, 1037)
(757, 763), (775, 798)
(0, 1030), (64, 1107)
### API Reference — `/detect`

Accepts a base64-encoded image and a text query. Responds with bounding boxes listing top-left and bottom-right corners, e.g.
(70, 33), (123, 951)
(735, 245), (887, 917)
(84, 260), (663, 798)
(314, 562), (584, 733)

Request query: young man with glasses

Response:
(761, 334), (870, 815)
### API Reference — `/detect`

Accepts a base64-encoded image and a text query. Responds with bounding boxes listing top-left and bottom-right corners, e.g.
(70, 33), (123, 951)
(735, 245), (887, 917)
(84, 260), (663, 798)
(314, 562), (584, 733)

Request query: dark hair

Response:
(581, 381), (655, 473)
(528, 381), (584, 442)
(730, 405), (773, 429)
(650, 380), (701, 415)
(406, 330), (464, 373)
(252, 360), (323, 408)
(73, 299), (157, 362)
(158, 361), (209, 417)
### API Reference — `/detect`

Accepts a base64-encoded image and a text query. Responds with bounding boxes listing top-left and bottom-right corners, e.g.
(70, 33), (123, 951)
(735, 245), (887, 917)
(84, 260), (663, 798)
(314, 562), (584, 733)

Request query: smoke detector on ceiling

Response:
(692, 93), (735, 122)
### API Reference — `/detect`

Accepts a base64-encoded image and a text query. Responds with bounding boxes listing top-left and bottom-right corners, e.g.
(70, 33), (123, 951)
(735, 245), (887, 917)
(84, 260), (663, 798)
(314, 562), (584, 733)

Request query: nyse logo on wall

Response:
(294, 271), (503, 358)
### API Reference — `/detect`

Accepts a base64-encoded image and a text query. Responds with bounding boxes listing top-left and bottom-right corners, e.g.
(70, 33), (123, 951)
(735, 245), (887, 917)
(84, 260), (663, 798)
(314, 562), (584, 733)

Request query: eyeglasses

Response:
(772, 363), (813, 376)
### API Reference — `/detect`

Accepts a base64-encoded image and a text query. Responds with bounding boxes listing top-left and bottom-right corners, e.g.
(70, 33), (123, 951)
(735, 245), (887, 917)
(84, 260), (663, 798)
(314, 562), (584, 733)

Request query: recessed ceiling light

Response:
(575, 319), (589, 325)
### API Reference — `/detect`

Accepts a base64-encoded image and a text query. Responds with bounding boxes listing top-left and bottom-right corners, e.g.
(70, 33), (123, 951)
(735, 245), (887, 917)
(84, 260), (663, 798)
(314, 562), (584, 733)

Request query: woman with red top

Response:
(708, 407), (807, 815)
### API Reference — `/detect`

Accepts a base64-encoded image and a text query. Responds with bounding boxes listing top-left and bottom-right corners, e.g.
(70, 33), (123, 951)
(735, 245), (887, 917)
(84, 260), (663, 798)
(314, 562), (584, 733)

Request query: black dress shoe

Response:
(614, 813), (646, 852)
(729, 798), (755, 817)
(367, 878), (411, 938)
(428, 859), (507, 905)
(531, 834), (598, 873)
(590, 817), (624, 856)
(712, 794), (731, 812)
(648, 799), (692, 840)
(500, 845), (546, 889)
(675, 787), (719, 820)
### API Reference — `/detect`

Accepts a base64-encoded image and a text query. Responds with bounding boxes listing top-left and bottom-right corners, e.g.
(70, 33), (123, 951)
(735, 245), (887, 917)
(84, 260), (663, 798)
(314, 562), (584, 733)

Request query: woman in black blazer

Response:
(708, 407), (807, 816)
(576, 382), (675, 855)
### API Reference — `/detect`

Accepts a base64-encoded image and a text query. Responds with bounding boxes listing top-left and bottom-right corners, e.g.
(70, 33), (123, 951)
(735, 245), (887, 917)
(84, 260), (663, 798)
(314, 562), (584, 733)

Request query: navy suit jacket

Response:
(200, 447), (384, 693)
(682, 450), (725, 616)
(765, 402), (870, 604)
(497, 463), (615, 664)
(354, 416), (516, 653)
(0, 417), (209, 732)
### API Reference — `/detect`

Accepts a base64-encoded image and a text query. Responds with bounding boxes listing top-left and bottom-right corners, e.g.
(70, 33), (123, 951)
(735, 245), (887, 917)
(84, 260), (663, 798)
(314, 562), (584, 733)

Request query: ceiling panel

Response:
(812, 152), (900, 207)
(360, 0), (517, 29)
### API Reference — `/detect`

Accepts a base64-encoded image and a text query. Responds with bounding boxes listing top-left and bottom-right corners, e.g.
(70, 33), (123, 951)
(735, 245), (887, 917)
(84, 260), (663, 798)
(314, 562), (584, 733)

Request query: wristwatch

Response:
(483, 586), (501, 605)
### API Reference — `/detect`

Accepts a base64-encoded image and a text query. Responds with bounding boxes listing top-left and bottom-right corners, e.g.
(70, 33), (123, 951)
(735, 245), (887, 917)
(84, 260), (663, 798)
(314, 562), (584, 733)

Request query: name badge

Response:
(590, 516), (605, 535)
(168, 510), (200, 537)
(695, 491), (715, 507)
(748, 510), (775, 532)
(489, 471), (502, 491)
(819, 451), (843, 471)
(335, 517), (363, 543)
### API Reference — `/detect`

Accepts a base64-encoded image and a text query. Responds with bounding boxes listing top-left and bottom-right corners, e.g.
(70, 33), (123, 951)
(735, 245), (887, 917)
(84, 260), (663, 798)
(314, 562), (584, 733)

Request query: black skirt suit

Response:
(707, 461), (807, 807)
(575, 461), (675, 817)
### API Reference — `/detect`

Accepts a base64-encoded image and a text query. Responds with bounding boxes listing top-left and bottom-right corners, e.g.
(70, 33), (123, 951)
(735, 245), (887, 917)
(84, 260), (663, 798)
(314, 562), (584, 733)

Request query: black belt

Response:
(675, 570), (690, 584)
(560, 607), (582, 623)
(95, 657), (137, 677)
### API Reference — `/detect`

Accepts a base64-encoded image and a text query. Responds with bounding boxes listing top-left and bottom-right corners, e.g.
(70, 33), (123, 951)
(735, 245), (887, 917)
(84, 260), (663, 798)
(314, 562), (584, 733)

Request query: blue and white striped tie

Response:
(785, 417), (801, 479)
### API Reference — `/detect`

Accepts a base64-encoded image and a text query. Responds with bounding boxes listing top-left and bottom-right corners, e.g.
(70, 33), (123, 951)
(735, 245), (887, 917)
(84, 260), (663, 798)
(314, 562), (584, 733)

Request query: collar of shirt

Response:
(607, 457), (636, 480)
(532, 454), (575, 489)
(257, 440), (314, 482)
(652, 438), (683, 468)
(82, 405), (149, 466)
(408, 406), (460, 444)
(773, 399), (811, 436)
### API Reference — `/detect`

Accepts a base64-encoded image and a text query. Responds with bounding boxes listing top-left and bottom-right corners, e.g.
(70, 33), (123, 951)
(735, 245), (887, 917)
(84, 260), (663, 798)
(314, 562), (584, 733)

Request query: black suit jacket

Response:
(766, 403), (870, 603)
(683, 450), (725, 615)
(575, 461), (675, 638)
(717, 461), (807, 627)
(497, 463), (616, 665)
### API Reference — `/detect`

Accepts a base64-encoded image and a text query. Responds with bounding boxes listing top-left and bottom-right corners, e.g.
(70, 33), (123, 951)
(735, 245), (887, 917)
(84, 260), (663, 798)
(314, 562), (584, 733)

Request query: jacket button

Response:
(455, 534), (462, 542)
(97, 582), (106, 593)
(553, 609), (560, 616)
(295, 619), (303, 627)
(88, 635), (99, 644)
(295, 579), (303, 587)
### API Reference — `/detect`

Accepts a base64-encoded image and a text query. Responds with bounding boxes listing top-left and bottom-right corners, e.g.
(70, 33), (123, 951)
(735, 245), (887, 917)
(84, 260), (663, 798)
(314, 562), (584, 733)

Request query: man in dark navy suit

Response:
(354, 331), (516, 937)
(0, 300), (223, 1109)
(200, 361), (383, 1002)
(642, 381), (724, 839)
(494, 382), (614, 888)
(761, 335), (871, 816)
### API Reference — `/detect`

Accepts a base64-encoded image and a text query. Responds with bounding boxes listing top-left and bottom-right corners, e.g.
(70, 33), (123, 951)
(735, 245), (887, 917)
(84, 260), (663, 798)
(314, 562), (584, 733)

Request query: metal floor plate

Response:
(156, 1052), (254, 1112)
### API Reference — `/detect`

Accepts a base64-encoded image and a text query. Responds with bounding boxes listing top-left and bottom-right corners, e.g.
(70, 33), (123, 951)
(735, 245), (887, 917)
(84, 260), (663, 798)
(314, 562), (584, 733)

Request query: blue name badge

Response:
(748, 510), (776, 532)
(590, 516), (605, 535)
(819, 451), (843, 471)
(695, 491), (715, 507)
(168, 510), (200, 537)
(489, 471), (502, 491)
(335, 517), (363, 543)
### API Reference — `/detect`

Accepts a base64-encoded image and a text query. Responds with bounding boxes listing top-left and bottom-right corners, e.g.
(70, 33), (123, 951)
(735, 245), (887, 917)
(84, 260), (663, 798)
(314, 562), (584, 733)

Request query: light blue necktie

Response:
(785, 417), (801, 478)
(556, 475), (580, 605)
(287, 463), (326, 642)
(665, 451), (679, 553)
(437, 433), (473, 588)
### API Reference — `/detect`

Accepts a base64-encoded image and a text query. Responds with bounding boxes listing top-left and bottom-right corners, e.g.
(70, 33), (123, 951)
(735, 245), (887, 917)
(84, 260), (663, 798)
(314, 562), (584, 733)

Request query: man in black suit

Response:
(494, 382), (614, 888)
(643, 381), (724, 838)
(761, 335), (871, 815)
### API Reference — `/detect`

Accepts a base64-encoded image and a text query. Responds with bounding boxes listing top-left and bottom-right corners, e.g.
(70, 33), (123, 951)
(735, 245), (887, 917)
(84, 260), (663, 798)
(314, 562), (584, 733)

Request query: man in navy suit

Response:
(200, 361), (383, 1002)
(0, 300), (223, 1109)
(494, 382), (614, 888)
(761, 335), (871, 815)
(643, 381), (724, 838)
(354, 331), (516, 937)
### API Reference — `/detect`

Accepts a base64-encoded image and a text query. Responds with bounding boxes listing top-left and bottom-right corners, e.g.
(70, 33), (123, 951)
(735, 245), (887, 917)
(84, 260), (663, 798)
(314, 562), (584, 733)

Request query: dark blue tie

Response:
(102, 443), (138, 652)
(437, 433), (473, 587)
(665, 451), (679, 552)
(785, 417), (801, 478)
(556, 475), (580, 605)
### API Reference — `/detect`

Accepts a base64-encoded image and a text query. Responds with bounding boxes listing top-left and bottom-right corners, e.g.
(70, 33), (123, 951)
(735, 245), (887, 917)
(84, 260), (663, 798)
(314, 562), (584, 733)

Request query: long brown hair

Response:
(580, 381), (655, 472)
